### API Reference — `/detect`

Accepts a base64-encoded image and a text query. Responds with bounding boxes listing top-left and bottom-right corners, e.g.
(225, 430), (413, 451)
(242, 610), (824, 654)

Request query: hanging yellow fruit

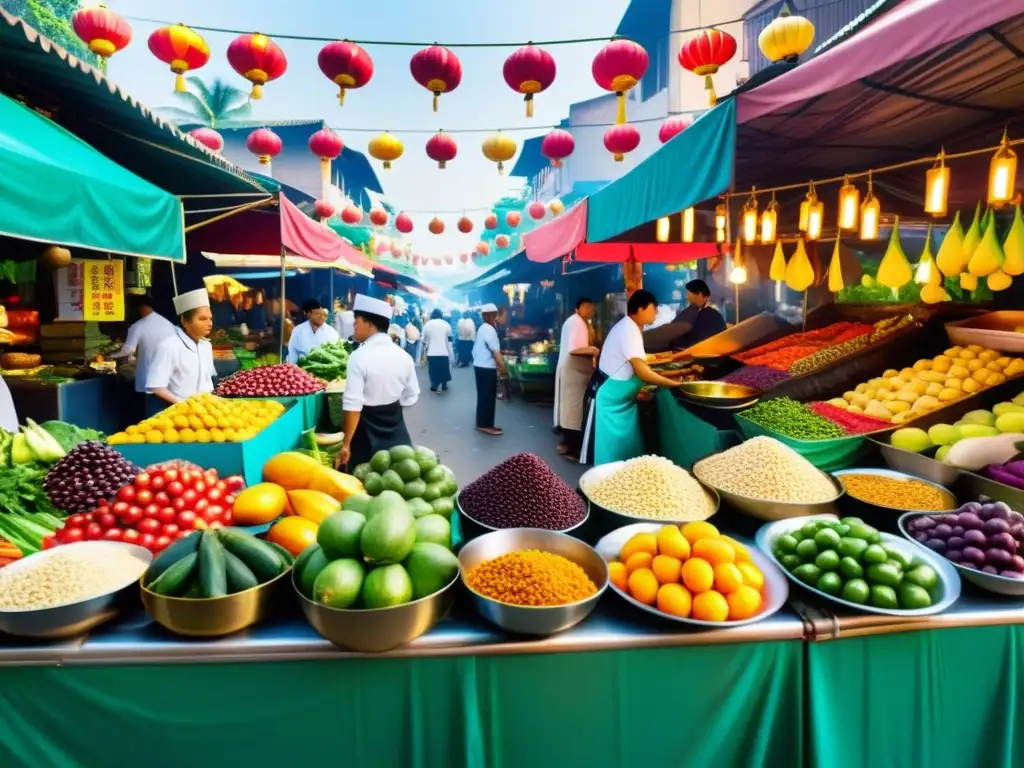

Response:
(785, 239), (815, 291)
(1003, 204), (1024, 276)
(769, 240), (787, 281)
(828, 236), (844, 292)
(876, 217), (913, 289)
(935, 210), (966, 277)
(969, 211), (1005, 277)
(961, 203), (983, 265)
(915, 224), (936, 284)
(987, 270), (1013, 291)
(861, 274), (875, 287)
(960, 272), (979, 291)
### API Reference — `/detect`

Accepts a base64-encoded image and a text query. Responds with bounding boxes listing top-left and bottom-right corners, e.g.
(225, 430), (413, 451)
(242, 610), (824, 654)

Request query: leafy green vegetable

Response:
(40, 421), (104, 453)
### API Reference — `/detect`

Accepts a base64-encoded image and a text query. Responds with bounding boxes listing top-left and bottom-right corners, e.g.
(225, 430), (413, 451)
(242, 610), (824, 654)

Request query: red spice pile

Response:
(809, 402), (893, 435)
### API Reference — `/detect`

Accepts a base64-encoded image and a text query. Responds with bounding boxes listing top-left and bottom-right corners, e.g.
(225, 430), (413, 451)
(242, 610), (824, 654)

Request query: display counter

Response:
(5, 375), (125, 434)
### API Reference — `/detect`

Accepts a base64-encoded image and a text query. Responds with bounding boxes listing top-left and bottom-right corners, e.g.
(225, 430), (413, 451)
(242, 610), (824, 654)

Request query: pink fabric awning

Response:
(575, 242), (719, 263)
(279, 193), (374, 271)
(523, 199), (588, 263)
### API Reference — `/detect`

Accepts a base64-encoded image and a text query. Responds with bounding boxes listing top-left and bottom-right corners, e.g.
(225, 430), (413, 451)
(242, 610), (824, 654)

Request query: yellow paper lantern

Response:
(876, 217), (913, 290)
(742, 191), (758, 245)
(785, 239), (814, 291)
(988, 130), (1018, 207)
(758, 5), (815, 63)
(760, 196), (779, 244)
(806, 199), (824, 241)
(769, 240), (787, 281)
(656, 216), (670, 243)
(481, 132), (518, 174)
(368, 132), (405, 170)
(838, 177), (860, 231)
(860, 177), (881, 240)
(924, 152), (950, 216)
(681, 207), (695, 243)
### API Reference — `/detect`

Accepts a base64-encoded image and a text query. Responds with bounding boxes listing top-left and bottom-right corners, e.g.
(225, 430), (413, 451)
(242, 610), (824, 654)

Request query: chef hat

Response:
(353, 294), (393, 320)
(173, 288), (211, 316)
(480, 303), (498, 313)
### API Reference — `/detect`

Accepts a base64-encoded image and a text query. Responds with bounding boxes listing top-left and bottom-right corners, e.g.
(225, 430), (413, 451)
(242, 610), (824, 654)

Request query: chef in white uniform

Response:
(145, 288), (216, 414)
(333, 300), (355, 341)
(0, 377), (18, 432)
(554, 297), (599, 460)
(287, 299), (339, 364)
(111, 294), (176, 394)
(336, 295), (420, 469)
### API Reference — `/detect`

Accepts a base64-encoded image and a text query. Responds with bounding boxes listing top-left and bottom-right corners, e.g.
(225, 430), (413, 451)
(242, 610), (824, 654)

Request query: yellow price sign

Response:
(82, 259), (125, 322)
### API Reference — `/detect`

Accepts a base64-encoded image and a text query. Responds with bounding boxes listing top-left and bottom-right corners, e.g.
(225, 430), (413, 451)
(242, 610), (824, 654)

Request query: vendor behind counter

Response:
(643, 279), (727, 354)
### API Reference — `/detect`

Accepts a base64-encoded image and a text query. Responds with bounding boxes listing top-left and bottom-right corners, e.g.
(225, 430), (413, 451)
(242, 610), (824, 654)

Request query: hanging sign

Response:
(54, 260), (84, 321)
(82, 259), (125, 322)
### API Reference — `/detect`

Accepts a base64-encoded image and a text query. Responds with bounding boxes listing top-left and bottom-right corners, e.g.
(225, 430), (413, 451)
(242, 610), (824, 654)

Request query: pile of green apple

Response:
(890, 392), (1024, 459)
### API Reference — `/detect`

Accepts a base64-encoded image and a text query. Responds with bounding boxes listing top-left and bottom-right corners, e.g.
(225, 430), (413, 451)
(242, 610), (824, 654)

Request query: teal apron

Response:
(593, 375), (645, 464)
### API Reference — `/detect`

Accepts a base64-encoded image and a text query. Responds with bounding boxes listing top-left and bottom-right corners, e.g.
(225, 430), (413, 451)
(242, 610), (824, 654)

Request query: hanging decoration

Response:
(503, 44), (556, 117)
(481, 133), (517, 175)
(308, 128), (344, 188)
(920, 230), (950, 304)
(1004, 205), (1024, 276)
(876, 217), (913, 290)
(924, 152), (950, 216)
(769, 241), (787, 281)
(426, 131), (458, 169)
(495, 234), (511, 249)
(484, 214), (499, 230)
(715, 202), (727, 243)
(369, 208), (389, 227)
(760, 194), (778, 244)
(506, 211), (521, 228)
(935, 211), (965, 277)
(341, 205), (363, 224)
(960, 272), (979, 292)
(460, 253), (470, 264)
(603, 123), (640, 162)
(988, 130), (1018, 207)
(457, 216), (474, 234)
(395, 212), (414, 234)
(860, 175), (880, 240)
(741, 190), (758, 245)
(784, 239), (814, 292)
(148, 24), (210, 92)
(314, 200), (336, 220)
(827, 236), (844, 293)
(390, 242), (404, 259)
(410, 45), (462, 112)
(961, 203), (984, 271)
(429, 217), (445, 235)
(476, 242), (490, 256)
(658, 115), (692, 144)
(226, 33), (287, 100)
(318, 41), (374, 106)
(368, 132), (404, 170)
(549, 200), (565, 216)
(837, 177), (860, 231)
(528, 202), (546, 220)
(591, 39), (649, 124)
(969, 210), (1005, 277)
(246, 128), (282, 166)
(72, 4), (132, 59)
(677, 28), (737, 107)
(189, 127), (223, 154)
(444, 256), (453, 265)
(757, 5), (815, 64)
(541, 129), (575, 167)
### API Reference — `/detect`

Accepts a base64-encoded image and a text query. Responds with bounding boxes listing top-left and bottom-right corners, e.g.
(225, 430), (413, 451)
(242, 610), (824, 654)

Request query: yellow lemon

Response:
(195, 429), (212, 443)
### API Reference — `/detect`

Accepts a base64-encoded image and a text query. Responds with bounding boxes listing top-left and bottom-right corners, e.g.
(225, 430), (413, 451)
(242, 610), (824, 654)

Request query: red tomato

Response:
(157, 507), (177, 524)
(181, 489), (198, 508)
(117, 485), (136, 504)
(102, 528), (124, 542)
(134, 473), (151, 490)
(85, 522), (104, 540)
(139, 533), (156, 550)
(154, 492), (171, 507)
(162, 523), (180, 538)
(42, 535), (57, 550)
(225, 475), (245, 492)
(150, 474), (166, 491)
(205, 470), (219, 483)
(96, 499), (111, 509)
(63, 527), (85, 544)
(171, 497), (187, 513)
(222, 510), (233, 525)
(177, 510), (198, 529)
(154, 535), (172, 552)
(96, 512), (117, 530)
(193, 481), (207, 495)
(135, 489), (153, 506)
(194, 498), (210, 516)
(206, 488), (223, 504)
(122, 529), (141, 544)
(144, 503), (160, 519)
(205, 505), (225, 522)
(215, 480), (227, 492)
(67, 513), (88, 528)
(121, 506), (144, 527)
(163, 469), (180, 484)
(180, 470), (198, 488)
(166, 481), (185, 498)
(223, 494), (236, 509)
(138, 518), (161, 535)
(112, 501), (130, 517)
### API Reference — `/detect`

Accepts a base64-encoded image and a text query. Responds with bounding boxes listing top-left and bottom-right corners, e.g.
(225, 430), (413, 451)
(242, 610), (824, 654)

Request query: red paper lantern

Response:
(428, 217), (445, 235)
(603, 123), (640, 162)
(659, 115), (693, 144)
(457, 216), (473, 234)
(528, 201), (546, 220)
(148, 24), (210, 92)
(227, 33), (287, 100)
(341, 205), (363, 224)
(308, 128), (344, 189)
(375, 240), (390, 256)
(678, 29), (738, 107)
(432, 257), (443, 267)
(189, 127), (223, 154)
(505, 211), (521, 228)
(391, 243), (404, 258)
(246, 128), (282, 166)
(541, 129), (575, 168)
(412, 255), (420, 266)
(444, 255), (453, 265)
(395, 212), (414, 234)
(314, 200), (336, 219)
(318, 41), (374, 105)
(460, 253), (470, 264)
(410, 45), (462, 112)
(592, 40), (648, 124)
(495, 234), (511, 249)
(484, 214), (499, 230)
(369, 208), (389, 227)
(502, 44), (556, 118)
(426, 131), (458, 169)
(476, 241), (491, 256)
(72, 5), (132, 59)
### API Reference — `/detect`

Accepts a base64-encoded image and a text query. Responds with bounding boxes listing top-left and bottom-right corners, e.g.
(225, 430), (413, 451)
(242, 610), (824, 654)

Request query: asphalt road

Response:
(404, 364), (586, 487)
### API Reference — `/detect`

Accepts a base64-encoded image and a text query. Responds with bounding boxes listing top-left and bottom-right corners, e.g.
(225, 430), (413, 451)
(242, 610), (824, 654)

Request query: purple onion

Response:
(961, 562), (979, 570)
(947, 536), (965, 551)
(915, 517), (937, 531)
(963, 546), (986, 565)
(951, 526), (965, 538)
(963, 529), (987, 547)
(983, 565), (1000, 575)
(933, 523), (953, 538)
(946, 549), (963, 562)
(989, 502), (1013, 521)
(925, 538), (946, 553)
(983, 518), (1010, 536)
(990, 532), (1017, 552)
(987, 548), (1014, 568)
(1013, 555), (1024, 572)
(961, 501), (984, 516)
(958, 512), (983, 530)
(1010, 511), (1024, 525)
(912, 531), (928, 543)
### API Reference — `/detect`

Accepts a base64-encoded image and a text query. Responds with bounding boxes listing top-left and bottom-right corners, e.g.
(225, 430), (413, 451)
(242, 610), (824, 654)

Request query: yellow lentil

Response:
(840, 474), (954, 511)
(465, 550), (598, 607)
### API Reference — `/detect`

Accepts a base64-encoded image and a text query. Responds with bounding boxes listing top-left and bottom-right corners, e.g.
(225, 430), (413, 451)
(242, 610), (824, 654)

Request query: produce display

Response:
(742, 398), (846, 440)
(588, 455), (716, 521)
(352, 444), (458, 521)
(44, 442), (139, 513)
(295, 490), (460, 609)
(215, 363), (325, 397)
(459, 453), (586, 531)
(0, 544), (148, 610)
(465, 550), (598, 607)
(0, 419), (102, 466)
(693, 437), (838, 504)
(806, 402), (892, 435)
(772, 517), (941, 609)
(143, 528), (294, 598)
(108, 394), (285, 444)
(721, 365), (792, 391)
(906, 501), (1024, 577)
(0, 461), (65, 555)
(837, 473), (954, 511)
(297, 340), (351, 382)
(608, 522), (766, 621)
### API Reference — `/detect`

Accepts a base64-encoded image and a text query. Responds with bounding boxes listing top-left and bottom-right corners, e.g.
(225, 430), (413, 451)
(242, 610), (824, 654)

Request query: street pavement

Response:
(405, 363), (586, 487)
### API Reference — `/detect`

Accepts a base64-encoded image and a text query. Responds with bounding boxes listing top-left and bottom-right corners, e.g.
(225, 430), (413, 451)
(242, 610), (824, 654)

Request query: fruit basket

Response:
(945, 312), (1024, 354)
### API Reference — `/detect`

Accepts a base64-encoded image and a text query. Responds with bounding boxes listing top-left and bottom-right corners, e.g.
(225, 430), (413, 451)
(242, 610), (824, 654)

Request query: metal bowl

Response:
(832, 467), (957, 532)
(579, 460), (720, 535)
(675, 380), (761, 409)
(458, 528), (608, 636)
(455, 491), (590, 543)
(595, 523), (789, 628)
(0, 542), (152, 639)
(141, 565), (293, 638)
(872, 439), (962, 487)
(293, 568), (459, 653)
(694, 468), (845, 522)
(755, 514), (961, 616)
(898, 511), (1024, 597)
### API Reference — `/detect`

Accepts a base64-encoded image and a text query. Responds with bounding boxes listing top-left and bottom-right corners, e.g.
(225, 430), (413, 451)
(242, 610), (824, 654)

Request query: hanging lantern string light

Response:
(741, 188), (758, 245)
(925, 149), (950, 217)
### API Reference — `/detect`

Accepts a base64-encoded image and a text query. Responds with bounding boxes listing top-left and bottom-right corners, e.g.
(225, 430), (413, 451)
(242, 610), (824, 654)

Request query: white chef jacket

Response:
(343, 332), (419, 413)
(287, 320), (340, 365)
(0, 376), (18, 432)
(472, 323), (501, 369)
(111, 312), (177, 393)
(557, 313), (590, 370)
(421, 318), (453, 358)
(146, 327), (216, 400)
(334, 310), (355, 341)
(598, 317), (646, 381)
(457, 318), (476, 341)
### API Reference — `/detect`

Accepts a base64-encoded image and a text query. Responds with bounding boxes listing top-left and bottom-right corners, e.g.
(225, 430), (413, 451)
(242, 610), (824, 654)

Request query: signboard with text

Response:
(82, 259), (124, 322)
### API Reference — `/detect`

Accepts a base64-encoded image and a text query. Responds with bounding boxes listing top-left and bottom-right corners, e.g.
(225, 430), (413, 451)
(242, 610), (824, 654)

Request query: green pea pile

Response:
(742, 397), (846, 440)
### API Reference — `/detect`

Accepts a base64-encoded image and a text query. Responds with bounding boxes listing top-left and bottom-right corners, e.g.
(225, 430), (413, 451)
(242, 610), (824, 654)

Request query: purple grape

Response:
(947, 536), (965, 551)
(951, 526), (965, 538)
(964, 529), (987, 546)
(934, 523), (953, 538)
(946, 550), (963, 562)
(983, 565), (1000, 575)
(1012, 555), (1024, 571)
(912, 531), (928, 543)
(961, 562), (979, 570)
(990, 502), (1013, 520)
(983, 518), (1011, 536)
(1010, 511), (1024, 525)
(1011, 524), (1024, 540)
(961, 501), (984, 516)
(915, 516), (937, 531)
(958, 512), (983, 530)
(990, 532), (1017, 551)
(1000, 570), (1024, 580)
(979, 506), (993, 522)
(925, 538), (946, 553)
(963, 546), (986, 565)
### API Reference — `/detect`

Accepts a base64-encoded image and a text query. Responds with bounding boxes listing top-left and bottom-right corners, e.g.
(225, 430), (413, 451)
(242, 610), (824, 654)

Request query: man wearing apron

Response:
(581, 289), (684, 465)
(336, 295), (420, 469)
(146, 288), (216, 416)
(554, 297), (598, 461)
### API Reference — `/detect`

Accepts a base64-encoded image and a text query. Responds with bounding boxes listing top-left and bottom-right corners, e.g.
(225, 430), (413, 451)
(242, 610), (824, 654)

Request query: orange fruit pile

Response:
(609, 522), (766, 622)
(108, 394), (285, 445)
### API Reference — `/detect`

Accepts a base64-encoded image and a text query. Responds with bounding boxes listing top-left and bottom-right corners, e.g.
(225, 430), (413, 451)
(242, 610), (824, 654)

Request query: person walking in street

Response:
(421, 308), (454, 392)
(456, 312), (476, 367)
(473, 303), (508, 436)
(404, 317), (421, 361)
(287, 299), (339, 364)
(554, 297), (599, 461)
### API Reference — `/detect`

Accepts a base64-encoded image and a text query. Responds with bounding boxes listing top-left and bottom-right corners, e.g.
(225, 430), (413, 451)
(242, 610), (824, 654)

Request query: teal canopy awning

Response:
(587, 98), (737, 243)
(0, 93), (185, 261)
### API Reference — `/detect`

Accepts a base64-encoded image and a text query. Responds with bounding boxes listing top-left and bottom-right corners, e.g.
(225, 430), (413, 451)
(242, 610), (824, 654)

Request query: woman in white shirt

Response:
(288, 300), (340, 364)
(146, 289), (217, 415)
(421, 309), (454, 393)
(581, 290), (682, 465)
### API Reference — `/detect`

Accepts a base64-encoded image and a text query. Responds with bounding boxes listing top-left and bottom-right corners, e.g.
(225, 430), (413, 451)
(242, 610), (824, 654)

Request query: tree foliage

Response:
(2, 0), (95, 62)
(155, 76), (253, 128)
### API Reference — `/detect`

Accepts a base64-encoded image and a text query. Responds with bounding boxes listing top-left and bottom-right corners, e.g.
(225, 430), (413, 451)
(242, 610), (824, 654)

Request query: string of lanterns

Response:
(324, 204), (564, 236)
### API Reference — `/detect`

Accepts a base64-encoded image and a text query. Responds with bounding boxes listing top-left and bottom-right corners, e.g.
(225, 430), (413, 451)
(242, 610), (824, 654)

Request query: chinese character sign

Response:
(82, 259), (125, 322)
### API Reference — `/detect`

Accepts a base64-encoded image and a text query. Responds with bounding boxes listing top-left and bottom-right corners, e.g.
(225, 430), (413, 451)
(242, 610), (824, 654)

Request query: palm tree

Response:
(155, 77), (253, 128)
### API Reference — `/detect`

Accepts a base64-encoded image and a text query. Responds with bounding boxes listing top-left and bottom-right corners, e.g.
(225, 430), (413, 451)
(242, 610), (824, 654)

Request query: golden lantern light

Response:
(681, 207), (695, 243)
(758, 5), (816, 64)
(838, 176), (860, 231)
(806, 198), (824, 241)
(924, 151), (950, 216)
(715, 202), (727, 243)
(860, 173), (881, 240)
(760, 195), (779, 244)
(799, 182), (817, 232)
(656, 216), (670, 243)
(729, 264), (748, 284)
(742, 189), (758, 245)
(988, 129), (1017, 207)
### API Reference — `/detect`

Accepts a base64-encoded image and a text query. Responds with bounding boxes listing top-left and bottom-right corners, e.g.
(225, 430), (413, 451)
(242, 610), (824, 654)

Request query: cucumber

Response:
(182, 579), (204, 599)
(224, 550), (259, 593)
(198, 530), (228, 598)
(263, 540), (295, 567)
(219, 528), (286, 583)
(145, 532), (202, 586)
(147, 553), (198, 597)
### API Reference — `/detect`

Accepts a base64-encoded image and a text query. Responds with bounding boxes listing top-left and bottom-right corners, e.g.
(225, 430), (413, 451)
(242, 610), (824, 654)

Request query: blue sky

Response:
(105, 0), (630, 265)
